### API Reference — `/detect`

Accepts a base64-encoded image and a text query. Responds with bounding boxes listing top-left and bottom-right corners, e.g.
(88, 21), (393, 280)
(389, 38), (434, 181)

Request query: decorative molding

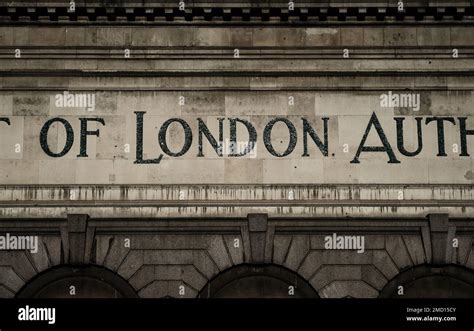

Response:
(64, 214), (90, 265)
(0, 185), (472, 219)
(0, 3), (473, 25)
(428, 213), (451, 265)
(247, 213), (268, 263)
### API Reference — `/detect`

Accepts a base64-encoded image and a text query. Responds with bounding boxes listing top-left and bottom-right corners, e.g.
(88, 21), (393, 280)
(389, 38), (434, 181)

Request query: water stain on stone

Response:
(395, 92), (432, 115)
(464, 171), (474, 180)
(13, 95), (49, 116)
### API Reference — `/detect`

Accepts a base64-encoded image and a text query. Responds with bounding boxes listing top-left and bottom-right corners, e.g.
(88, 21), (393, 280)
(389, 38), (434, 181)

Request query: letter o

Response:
(263, 118), (297, 157)
(39, 118), (74, 157)
(158, 118), (193, 157)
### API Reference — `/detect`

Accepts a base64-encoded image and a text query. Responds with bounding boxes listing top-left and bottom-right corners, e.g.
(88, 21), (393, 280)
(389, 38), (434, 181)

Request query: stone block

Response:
(130, 235), (207, 250)
(0, 266), (24, 293)
(341, 28), (364, 46)
(451, 27), (474, 46)
(117, 250), (144, 280)
(322, 159), (360, 183)
(0, 116), (23, 160)
(298, 251), (323, 280)
(430, 91), (474, 115)
(102, 235), (131, 272)
(361, 265), (388, 291)
(403, 235), (427, 265)
(0, 251), (36, 283)
(28, 27), (66, 46)
(147, 158), (225, 184)
(38, 160), (77, 184)
(129, 265), (155, 291)
(155, 265), (208, 292)
(253, 28), (305, 47)
(272, 235), (292, 265)
(29, 236), (54, 273)
(310, 265), (362, 291)
(144, 250), (194, 265)
(225, 159), (263, 184)
(0, 160), (39, 184)
(138, 280), (197, 298)
(363, 28), (384, 46)
(0, 93), (13, 115)
(454, 235), (473, 266)
(0, 285), (14, 298)
(230, 28), (253, 47)
(383, 28), (417, 46)
(225, 92), (288, 116)
(319, 280), (378, 298)
(223, 235), (244, 265)
(12, 27), (29, 45)
(372, 250), (400, 280)
(42, 236), (62, 266)
(284, 235), (310, 271)
(305, 28), (340, 46)
(65, 27), (86, 46)
(206, 235), (232, 272)
(417, 27), (451, 46)
(95, 116), (126, 160)
(364, 235), (385, 250)
(192, 250), (219, 280)
(75, 160), (114, 184)
(96, 27), (131, 46)
(385, 236), (413, 270)
(0, 27), (13, 46)
(193, 28), (230, 47)
(428, 159), (472, 184)
(13, 94), (49, 116)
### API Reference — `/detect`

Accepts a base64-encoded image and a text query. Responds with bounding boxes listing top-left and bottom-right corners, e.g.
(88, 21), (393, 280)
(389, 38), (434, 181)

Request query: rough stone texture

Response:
(206, 236), (233, 272)
(386, 236), (414, 270)
(117, 250), (144, 281)
(0, 266), (24, 293)
(0, 89), (472, 184)
(223, 235), (244, 266)
(284, 236), (311, 271)
(319, 281), (380, 298)
(102, 235), (131, 272)
(0, 0), (473, 299)
(0, 211), (472, 299)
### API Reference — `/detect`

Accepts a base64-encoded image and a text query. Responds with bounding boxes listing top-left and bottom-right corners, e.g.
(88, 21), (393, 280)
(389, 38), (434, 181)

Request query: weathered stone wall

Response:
(0, 89), (473, 184)
(0, 0), (473, 299)
(0, 25), (473, 185)
(1, 213), (472, 298)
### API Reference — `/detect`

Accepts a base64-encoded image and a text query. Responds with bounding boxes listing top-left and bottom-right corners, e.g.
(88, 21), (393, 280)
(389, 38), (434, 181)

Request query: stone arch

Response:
(379, 264), (474, 298)
(197, 264), (319, 298)
(16, 265), (138, 298)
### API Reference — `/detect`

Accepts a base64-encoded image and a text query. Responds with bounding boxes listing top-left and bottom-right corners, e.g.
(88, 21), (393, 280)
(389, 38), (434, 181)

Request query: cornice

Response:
(0, 1), (474, 25)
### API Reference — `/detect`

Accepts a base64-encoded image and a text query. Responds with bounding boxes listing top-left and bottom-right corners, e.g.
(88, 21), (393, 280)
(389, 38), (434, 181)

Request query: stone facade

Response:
(0, 0), (473, 298)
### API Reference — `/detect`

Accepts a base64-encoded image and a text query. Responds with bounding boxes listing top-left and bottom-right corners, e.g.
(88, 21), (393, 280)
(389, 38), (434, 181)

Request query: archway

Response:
(198, 264), (319, 298)
(379, 265), (474, 298)
(16, 265), (138, 298)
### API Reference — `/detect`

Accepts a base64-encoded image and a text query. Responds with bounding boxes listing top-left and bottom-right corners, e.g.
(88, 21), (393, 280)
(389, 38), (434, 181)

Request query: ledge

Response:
(0, 184), (472, 219)
(0, 1), (473, 25)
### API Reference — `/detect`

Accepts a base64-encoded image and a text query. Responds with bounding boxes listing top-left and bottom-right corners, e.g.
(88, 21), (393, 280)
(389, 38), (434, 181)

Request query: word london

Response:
(1, 112), (473, 164)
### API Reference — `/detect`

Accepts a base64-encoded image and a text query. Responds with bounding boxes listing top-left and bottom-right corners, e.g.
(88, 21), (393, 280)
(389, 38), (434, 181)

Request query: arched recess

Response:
(198, 264), (319, 298)
(379, 264), (474, 298)
(16, 265), (138, 298)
